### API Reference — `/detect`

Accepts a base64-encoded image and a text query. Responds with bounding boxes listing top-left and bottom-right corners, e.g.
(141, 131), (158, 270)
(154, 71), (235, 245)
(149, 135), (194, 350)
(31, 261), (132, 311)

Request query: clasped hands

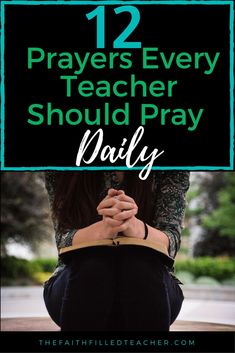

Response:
(97, 188), (144, 239)
(72, 188), (169, 249)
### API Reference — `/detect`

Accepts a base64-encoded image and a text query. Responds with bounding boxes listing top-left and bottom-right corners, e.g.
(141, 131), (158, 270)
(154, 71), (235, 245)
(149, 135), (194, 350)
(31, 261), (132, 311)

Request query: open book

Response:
(59, 236), (174, 267)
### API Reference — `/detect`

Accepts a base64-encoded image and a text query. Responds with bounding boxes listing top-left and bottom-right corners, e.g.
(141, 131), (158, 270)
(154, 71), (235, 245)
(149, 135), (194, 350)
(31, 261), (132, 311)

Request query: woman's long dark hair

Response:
(53, 171), (155, 232)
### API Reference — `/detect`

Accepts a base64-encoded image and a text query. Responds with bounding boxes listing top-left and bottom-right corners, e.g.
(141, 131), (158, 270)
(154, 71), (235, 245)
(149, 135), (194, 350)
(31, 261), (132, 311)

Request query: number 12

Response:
(86, 6), (142, 49)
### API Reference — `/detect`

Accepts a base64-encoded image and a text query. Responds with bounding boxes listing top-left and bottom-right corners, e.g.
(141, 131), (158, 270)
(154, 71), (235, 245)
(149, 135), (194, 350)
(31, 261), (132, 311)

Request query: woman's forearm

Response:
(123, 217), (170, 251)
(147, 225), (170, 250)
(72, 220), (115, 246)
(72, 218), (169, 250)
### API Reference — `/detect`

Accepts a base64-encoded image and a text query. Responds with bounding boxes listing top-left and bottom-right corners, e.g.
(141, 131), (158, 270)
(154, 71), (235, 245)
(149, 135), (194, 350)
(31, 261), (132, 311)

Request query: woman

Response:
(43, 170), (190, 331)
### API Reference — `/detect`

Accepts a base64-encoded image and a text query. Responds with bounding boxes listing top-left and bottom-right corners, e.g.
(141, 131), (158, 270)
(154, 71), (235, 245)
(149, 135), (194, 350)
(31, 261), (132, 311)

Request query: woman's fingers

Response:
(114, 200), (136, 211)
(116, 193), (135, 204)
(103, 216), (123, 227)
(97, 189), (122, 211)
(113, 208), (138, 221)
(97, 196), (137, 212)
(111, 219), (130, 233)
(98, 203), (137, 218)
(97, 190), (138, 233)
(97, 197), (117, 211)
(107, 188), (124, 197)
(98, 207), (120, 217)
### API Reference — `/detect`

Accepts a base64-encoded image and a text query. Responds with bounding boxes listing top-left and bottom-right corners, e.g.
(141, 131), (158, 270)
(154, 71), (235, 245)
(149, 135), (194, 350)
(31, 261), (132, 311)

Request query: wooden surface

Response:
(1, 317), (235, 331)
